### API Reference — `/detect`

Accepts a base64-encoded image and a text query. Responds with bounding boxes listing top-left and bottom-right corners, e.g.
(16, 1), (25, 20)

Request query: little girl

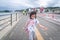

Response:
(24, 11), (47, 40)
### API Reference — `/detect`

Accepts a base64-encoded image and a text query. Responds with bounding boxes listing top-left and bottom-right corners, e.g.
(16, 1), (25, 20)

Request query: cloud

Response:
(34, 0), (51, 7)
(0, 0), (60, 10)
(0, 0), (34, 10)
(53, 0), (60, 7)
(8, 0), (34, 7)
(34, 0), (60, 7)
(46, 0), (60, 7)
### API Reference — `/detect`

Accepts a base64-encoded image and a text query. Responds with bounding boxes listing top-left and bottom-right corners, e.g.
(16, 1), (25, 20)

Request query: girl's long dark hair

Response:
(30, 11), (37, 19)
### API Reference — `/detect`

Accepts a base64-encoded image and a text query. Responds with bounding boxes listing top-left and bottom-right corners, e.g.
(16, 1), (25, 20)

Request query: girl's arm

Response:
(23, 21), (28, 31)
(25, 21), (28, 28)
(38, 23), (48, 30)
(24, 19), (29, 29)
(36, 19), (47, 30)
(24, 21), (29, 32)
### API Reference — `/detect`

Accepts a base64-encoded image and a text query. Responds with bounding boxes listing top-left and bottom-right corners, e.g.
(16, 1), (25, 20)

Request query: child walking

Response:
(24, 11), (47, 40)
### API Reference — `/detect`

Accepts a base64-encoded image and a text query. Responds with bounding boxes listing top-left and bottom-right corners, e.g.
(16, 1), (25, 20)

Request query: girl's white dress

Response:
(27, 18), (39, 40)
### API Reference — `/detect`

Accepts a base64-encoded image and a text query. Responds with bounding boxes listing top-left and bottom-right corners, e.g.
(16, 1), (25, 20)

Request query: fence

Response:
(38, 13), (60, 22)
(0, 12), (22, 31)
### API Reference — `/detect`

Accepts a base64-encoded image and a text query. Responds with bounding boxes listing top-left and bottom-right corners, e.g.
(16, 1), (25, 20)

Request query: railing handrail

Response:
(0, 12), (21, 31)
(0, 12), (17, 16)
(0, 17), (10, 21)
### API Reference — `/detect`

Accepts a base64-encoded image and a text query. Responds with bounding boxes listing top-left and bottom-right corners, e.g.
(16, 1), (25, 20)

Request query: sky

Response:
(0, 0), (60, 10)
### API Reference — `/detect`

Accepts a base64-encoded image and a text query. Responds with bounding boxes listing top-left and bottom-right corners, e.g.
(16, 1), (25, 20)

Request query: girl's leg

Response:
(33, 31), (37, 40)
(29, 31), (33, 40)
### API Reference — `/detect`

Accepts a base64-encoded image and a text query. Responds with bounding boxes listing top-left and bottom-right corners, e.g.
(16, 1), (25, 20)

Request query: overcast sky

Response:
(0, 0), (60, 10)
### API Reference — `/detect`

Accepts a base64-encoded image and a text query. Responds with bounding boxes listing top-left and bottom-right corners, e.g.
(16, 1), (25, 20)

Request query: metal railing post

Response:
(16, 13), (17, 21)
(11, 14), (12, 26)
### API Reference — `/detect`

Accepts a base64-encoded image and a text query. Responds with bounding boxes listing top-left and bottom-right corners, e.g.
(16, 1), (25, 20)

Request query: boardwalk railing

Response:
(38, 13), (60, 22)
(0, 12), (22, 31)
